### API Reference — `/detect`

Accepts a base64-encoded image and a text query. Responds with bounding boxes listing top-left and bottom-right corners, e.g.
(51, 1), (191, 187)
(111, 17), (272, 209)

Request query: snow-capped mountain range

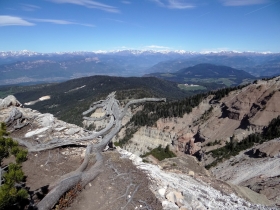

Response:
(0, 49), (280, 85)
(0, 49), (278, 57)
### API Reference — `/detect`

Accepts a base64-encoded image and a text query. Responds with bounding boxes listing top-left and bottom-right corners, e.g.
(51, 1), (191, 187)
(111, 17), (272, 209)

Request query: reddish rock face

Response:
(253, 139), (280, 158)
(184, 138), (201, 155)
(177, 136), (188, 153)
(228, 111), (240, 120)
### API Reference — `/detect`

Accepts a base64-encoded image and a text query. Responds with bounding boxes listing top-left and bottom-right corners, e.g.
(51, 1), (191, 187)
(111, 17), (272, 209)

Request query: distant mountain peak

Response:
(0, 50), (278, 58)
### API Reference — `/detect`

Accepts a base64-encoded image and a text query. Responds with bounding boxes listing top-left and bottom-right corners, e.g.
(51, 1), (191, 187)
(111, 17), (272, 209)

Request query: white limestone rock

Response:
(36, 113), (54, 127)
(25, 127), (50, 138)
(162, 200), (179, 210)
(54, 127), (67, 132)
(118, 148), (273, 210)
(166, 191), (184, 207)
(158, 187), (167, 197)
(65, 127), (80, 135)
(0, 95), (22, 110)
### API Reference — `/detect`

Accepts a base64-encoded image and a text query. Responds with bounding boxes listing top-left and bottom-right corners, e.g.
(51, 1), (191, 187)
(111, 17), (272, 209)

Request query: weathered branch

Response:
(19, 92), (166, 210)
(36, 174), (82, 210)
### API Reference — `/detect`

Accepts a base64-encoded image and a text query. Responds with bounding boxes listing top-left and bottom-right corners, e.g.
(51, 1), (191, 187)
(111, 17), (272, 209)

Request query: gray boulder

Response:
(0, 95), (22, 110)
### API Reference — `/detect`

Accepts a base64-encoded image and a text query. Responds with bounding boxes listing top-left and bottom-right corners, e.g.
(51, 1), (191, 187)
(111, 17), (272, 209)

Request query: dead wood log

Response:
(16, 92), (165, 210)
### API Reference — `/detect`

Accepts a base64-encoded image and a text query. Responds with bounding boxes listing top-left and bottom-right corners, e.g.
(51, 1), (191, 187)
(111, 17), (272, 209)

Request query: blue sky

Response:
(0, 0), (279, 53)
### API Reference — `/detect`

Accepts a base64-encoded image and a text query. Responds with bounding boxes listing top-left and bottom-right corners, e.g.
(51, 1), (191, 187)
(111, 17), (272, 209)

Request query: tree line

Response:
(129, 84), (249, 128)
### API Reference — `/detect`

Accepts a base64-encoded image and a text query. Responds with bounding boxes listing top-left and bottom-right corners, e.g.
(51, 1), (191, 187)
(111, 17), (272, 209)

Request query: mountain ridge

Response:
(1, 50), (280, 85)
(0, 75), (191, 126)
(1, 50), (279, 57)
(146, 63), (255, 89)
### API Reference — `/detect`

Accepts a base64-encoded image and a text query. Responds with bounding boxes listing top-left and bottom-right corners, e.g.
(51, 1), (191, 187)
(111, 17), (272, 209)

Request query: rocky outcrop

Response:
(185, 138), (201, 155)
(242, 175), (280, 206)
(225, 79), (280, 128)
(1, 93), (278, 209)
(0, 95), (22, 110)
(1, 93), (167, 210)
(140, 77), (280, 161)
(123, 126), (177, 156)
(211, 138), (280, 205)
(252, 139), (280, 158)
(119, 148), (276, 209)
(117, 77), (280, 207)
(0, 105), (94, 147)
(198, 77), (280, 145)
(176, 136), (196, 153)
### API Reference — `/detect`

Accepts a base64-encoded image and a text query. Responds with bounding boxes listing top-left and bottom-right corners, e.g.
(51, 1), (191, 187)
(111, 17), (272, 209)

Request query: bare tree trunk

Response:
(12, 92), (165, 210)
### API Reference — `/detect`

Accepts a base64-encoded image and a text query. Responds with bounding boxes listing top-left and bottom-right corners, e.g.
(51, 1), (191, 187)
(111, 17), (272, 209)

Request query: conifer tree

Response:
(0, 123), (28, 210)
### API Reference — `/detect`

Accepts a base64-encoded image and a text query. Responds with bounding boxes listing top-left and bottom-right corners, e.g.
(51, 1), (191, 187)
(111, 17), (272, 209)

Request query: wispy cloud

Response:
(0, 15), (94, 27)
(221, 0), (269, 6)
(0, 15), (34, 26)
(151, 0), (195, 9)
(245, 0), (280, 15)
(48, 0), (120, 13)
(121, 1), (131, 4)
(21, 4), (41, 11)
(30, 18), (95, 27)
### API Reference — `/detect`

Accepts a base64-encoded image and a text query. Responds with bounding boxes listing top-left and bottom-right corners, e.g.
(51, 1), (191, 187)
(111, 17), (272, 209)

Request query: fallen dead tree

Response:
(9, 92), (165, 210)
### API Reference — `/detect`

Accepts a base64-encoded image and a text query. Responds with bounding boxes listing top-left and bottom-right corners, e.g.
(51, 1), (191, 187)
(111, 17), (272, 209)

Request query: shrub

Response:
(0, 123), (28, 210)
(141, 145), (176, 161)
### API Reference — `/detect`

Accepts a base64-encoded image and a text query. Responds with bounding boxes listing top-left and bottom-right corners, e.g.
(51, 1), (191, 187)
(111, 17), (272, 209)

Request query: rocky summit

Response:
(0, 88), (279, 209)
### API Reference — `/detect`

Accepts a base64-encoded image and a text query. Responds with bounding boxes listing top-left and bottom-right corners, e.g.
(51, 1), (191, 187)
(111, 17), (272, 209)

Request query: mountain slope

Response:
(0, 95), (275, 209)
(1, 75), (279, 208)
(147, 53), (280, 77)
(177, 63), (254, 82)
(1, 75), (190, 126)
(115, 76), (280, 206)
(147, 63), (255, 89)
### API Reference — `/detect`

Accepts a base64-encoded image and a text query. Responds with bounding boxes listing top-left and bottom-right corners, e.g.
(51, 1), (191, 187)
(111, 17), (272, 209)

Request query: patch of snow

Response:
(39, 95), (51, 101)
(65, 85), (86, 93)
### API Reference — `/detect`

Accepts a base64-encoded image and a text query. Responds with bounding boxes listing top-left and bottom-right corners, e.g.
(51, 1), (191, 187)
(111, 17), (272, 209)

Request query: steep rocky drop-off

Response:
(118, 76), (280, 160)
(211, 138), (280, 206)
(0, 95), (277, 209)
(114, 76), (280, 207)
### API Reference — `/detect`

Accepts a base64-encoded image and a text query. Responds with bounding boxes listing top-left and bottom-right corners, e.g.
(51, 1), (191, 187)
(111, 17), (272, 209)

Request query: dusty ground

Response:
(19, 145), (162, 210)
(7, 124), (85, 200)
(22, 148), (83, 191)
(68, 151), (162, 210)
